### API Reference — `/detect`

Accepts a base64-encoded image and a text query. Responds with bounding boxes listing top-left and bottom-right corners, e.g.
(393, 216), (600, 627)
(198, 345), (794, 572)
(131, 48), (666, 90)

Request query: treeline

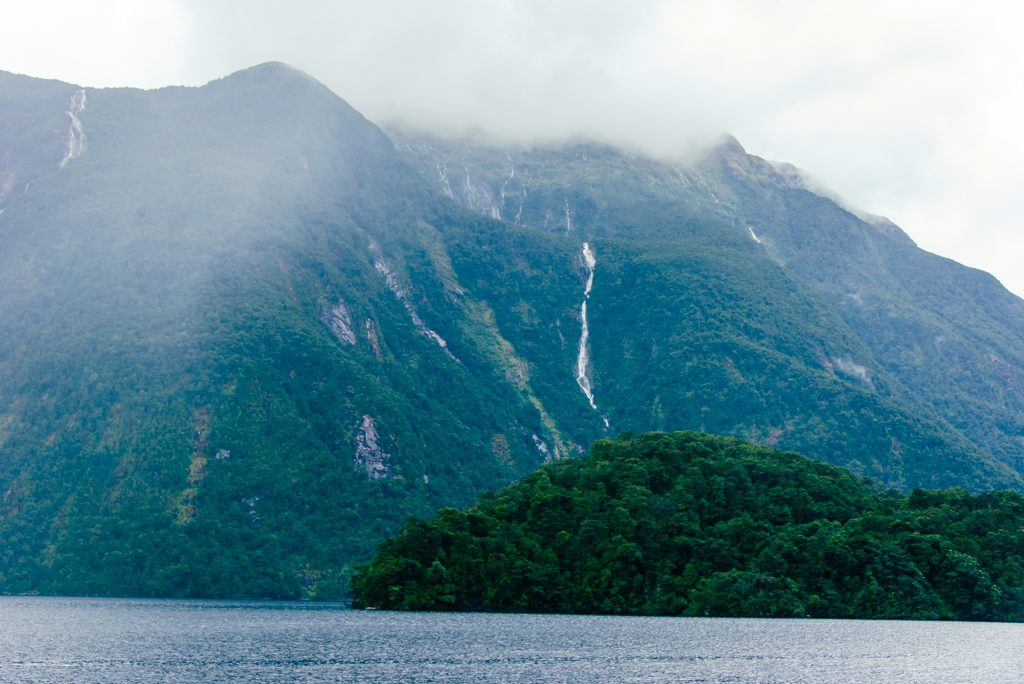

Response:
(352, 432), (1024, 620)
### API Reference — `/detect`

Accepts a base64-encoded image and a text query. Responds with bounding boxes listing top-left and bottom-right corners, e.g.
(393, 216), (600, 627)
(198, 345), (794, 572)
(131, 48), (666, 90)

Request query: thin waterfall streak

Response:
(575, 242), (598, 410)
(59, 89), (87, 169)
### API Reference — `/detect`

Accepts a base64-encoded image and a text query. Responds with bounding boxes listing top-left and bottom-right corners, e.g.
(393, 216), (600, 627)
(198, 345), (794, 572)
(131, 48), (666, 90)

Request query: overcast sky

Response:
(2, 1), (1021, 295)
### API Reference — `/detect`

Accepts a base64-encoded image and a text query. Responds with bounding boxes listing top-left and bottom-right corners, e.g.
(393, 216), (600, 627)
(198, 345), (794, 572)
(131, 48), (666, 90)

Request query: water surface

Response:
(2, 597), (1023, 682)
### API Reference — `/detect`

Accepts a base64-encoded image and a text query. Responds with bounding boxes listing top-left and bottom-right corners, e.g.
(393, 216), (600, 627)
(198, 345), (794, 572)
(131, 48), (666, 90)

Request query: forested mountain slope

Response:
(0, 64), (576, 596)
(392, 130), (1024, 486)
(0, 63), (1020, 597)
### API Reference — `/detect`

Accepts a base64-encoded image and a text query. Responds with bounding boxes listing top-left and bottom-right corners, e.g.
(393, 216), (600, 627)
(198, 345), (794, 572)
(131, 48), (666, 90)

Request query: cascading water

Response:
(575, 242), (598, 410)
(59, 89), (87, 169)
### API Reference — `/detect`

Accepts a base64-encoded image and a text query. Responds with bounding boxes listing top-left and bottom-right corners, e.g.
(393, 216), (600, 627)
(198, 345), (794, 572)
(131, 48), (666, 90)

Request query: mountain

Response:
(388, 130), (1024, 485)
(0, 63), (1021, 598)
(0, 64), (569, 597)
(352, 431), (1024, 620)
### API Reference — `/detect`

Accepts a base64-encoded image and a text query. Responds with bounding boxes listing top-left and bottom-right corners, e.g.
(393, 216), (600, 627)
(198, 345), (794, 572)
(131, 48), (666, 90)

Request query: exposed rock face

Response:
(369, 238), (458, 362)
(322, 300), (357, 345)
(531, 433), (553, 462)
(177, 408), (210, 525)
(354, 415), (391, 479)
(364, 318), (382, 360)
(491, 433), (512, 468)
(0, 170), (14, 204)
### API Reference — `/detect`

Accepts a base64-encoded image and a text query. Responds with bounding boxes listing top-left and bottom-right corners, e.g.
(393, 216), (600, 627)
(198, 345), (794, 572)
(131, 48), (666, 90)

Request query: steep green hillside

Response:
(353, 431), (1024, 621)
(0, 63), (1021, 599)
(0, 65), (578, 597)
(393, 131), (1024, 486)
(699, 141), (1024, 474)
(392, 131), (1021, 489)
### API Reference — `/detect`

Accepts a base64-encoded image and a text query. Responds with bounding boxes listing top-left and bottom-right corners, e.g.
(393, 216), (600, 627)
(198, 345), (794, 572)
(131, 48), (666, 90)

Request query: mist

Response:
(176, 0), (727, 159)
(2, 0), (1023, 295)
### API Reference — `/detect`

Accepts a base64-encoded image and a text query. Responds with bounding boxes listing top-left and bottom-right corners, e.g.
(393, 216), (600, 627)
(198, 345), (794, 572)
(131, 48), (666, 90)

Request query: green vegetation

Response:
(0, 65), (562, 598)
(398, 130), (1024, 483)
(353, 432), (1024, 620)
(2, 64), (1024, 600)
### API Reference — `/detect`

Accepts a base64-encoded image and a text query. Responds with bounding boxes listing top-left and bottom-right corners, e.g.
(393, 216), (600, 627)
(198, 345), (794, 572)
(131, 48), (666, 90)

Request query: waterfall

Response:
(59, 89), (87, 169)
(575, 242), (597, 409)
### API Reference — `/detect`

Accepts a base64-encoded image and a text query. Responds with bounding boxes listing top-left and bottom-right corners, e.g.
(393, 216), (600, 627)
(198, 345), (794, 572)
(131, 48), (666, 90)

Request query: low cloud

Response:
(3, 0), (1023, 295)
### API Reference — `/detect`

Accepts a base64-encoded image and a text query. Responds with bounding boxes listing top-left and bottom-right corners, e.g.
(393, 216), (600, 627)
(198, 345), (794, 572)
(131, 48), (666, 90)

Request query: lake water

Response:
(2, 597), (1024, 682)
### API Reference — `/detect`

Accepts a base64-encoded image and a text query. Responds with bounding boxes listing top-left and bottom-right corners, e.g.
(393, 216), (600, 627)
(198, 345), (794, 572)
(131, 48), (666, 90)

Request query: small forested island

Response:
(352, 432), (1024, 620)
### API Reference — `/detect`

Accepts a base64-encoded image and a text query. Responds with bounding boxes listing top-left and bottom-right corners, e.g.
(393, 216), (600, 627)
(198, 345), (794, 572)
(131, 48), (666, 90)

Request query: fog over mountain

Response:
(2, 1), (1022, 296)
(1, 61), (1023, 598)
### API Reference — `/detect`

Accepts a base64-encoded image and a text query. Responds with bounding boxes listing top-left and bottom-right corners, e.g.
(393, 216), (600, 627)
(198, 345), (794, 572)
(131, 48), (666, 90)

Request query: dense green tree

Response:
(353, 432), (1024, 621)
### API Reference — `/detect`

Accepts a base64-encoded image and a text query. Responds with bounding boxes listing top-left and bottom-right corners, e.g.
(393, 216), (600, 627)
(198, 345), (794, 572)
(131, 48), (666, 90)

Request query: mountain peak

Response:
(229, 61), (315, 80)
(2, 62), (1024, 603)
(703, 133), (759, 176)
(712, 133), (747, 157)
(196, 61), (378, 147)
(208, 61), (331, 97)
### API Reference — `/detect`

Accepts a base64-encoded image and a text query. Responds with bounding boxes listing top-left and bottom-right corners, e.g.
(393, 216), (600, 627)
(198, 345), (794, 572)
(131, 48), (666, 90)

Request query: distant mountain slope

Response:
(390, 129), (1024, 486)
(0, 64), (578, 597)
(0, 63), (1020, 598)
(695, 139), (1024, 475)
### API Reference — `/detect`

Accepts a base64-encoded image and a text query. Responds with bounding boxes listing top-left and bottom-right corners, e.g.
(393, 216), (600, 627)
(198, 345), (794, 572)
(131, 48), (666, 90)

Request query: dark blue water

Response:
(2, 597), (1024, 682)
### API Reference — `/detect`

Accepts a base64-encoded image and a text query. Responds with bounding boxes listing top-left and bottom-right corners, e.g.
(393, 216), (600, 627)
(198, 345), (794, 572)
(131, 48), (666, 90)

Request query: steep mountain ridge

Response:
(0, 64), (580, 596)
(391, 129), (1024, 484)
(678, 137), (1024, 474)
(0, 63), (1021, 597)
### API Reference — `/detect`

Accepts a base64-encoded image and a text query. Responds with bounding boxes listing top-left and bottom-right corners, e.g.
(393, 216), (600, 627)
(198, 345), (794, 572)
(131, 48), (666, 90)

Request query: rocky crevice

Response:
(322, 299), (357, 345)
(369, 238), (458, 362)
(354, 415), (391, 479)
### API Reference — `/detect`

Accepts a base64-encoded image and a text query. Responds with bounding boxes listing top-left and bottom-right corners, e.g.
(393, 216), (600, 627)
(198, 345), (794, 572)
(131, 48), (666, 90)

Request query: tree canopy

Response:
(353, 432), (1024, 620)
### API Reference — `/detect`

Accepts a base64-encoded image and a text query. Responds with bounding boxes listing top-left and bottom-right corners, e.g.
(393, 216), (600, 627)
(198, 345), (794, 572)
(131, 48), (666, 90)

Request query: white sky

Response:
(1, 0), (1021, 296)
